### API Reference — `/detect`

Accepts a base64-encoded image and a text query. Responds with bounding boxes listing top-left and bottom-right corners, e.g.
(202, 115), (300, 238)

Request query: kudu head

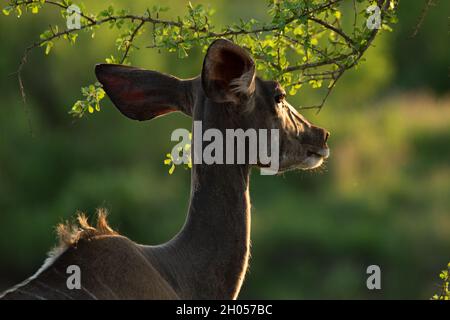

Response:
(96, 39), (330, 173)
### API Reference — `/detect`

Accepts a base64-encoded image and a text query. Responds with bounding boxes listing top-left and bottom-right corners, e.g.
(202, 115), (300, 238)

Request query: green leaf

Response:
(97, 88), (105, 100)
(45, 42), (54, 55)
(2, 6), (12, 16)
(178, 46), (188, 59)
(334, 10), (342, 20)
(16, 6), (22, 18)
(31, 5), (39, 14)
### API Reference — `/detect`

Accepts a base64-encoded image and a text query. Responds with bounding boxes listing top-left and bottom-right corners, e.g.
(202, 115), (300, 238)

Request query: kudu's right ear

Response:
(202, 39), (256, 104)
(95, 64), (192, 121)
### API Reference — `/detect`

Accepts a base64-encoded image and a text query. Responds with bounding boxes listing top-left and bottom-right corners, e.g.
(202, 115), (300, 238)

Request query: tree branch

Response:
(6, 0), (396, 117)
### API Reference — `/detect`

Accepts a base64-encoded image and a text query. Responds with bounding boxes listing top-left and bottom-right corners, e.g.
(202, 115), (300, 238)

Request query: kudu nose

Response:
(324, 131), (330, 143)
(298, 125), (330, 147)
(308, 126), (329, 145)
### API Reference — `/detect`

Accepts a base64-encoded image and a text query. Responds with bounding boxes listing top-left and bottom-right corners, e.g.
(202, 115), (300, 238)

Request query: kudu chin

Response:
(1, 39), (329, 300)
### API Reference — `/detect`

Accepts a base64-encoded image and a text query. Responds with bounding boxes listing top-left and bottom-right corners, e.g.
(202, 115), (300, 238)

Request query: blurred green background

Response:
(0, 1), (449, 299)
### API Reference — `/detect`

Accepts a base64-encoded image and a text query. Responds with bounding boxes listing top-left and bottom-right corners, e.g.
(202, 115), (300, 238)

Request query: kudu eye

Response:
(274, 93), (286, 104)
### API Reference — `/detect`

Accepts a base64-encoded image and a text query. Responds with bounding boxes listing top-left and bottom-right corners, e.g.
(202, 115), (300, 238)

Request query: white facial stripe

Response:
(285, 102), (311, 127)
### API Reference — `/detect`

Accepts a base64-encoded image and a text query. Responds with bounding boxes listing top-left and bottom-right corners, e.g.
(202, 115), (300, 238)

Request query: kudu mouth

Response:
(297, 127), (330, 170)
(306, 147), (330, 159)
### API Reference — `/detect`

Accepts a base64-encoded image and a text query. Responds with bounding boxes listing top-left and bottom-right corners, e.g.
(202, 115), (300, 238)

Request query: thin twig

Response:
(411, 0), (435, 38)
(120, 20), (145, 64)
(308, 17), (356, 50)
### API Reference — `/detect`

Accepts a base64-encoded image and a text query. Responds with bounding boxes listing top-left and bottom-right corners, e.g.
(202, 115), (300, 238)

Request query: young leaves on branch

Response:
(3, 0), (398, 116)
(69, 82), (105, 118)
(432, 262), (450, 300)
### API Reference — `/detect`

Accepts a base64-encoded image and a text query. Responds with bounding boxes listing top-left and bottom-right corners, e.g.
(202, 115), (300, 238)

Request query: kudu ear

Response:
(95, 64), (192, 121)
(202, 39), (256, 104)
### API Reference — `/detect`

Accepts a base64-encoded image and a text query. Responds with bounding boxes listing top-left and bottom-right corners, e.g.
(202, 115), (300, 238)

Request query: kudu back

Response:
(1, 39), (329, 300)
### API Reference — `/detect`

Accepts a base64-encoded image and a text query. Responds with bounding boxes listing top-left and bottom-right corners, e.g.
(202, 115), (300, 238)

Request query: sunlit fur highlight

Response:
(56, 208), (118, 248)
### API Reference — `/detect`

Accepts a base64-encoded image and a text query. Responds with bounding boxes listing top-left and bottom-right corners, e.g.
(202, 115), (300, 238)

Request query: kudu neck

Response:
(185, 162), (251, 237)
(173, 101), (253, 299)
(184, 102), (252, 257)
(175, 161), (252, 299)
(145, 96), (253, 299)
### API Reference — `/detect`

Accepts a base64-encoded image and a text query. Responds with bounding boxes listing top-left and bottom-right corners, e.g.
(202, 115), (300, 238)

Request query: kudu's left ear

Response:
(202, 39), (256, 104)
(95, 64), (192, 121)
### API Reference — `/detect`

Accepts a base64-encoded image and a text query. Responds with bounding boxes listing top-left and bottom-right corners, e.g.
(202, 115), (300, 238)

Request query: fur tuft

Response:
(229, 70), (256, 113)
(0, 209), (118, 298)
(230, 69), (255, 96)
(56, 208), (118, 248)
